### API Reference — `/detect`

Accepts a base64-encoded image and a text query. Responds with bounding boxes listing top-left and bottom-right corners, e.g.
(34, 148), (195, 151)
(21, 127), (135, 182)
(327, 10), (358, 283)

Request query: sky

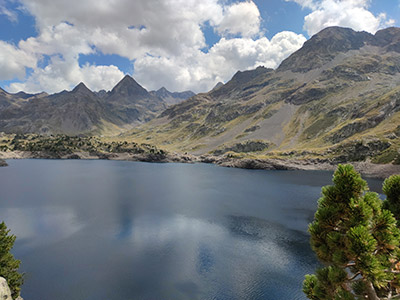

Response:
(0, 0), (398, 94)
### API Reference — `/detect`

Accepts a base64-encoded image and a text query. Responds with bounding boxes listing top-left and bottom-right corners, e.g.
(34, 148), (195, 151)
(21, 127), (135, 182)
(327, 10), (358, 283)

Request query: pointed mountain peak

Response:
(119, 74), (136, 84)
(157, 87), (169, 93)
(72, 82), (92, 94)
(110, 74), (149, 97)
(155, 87), (171, 97)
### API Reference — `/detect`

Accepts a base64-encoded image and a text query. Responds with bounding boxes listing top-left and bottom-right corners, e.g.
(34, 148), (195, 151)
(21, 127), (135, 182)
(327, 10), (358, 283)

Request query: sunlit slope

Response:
(126, 27), (400, 162)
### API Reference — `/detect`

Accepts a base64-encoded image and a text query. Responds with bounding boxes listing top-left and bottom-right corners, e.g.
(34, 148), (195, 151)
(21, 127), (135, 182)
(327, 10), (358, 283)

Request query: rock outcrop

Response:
(0, 159), (7, 167)
(0, 277), (22, 300)
(0, 277), (12, 300)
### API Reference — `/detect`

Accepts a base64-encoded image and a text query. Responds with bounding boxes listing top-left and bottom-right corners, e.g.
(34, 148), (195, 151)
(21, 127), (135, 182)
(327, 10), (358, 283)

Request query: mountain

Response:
(128, 26), (400, 163)
(0, 76), (167, 135)
(104, 75), (166, 124)
(150, 87), (195, 105)
(0, 82), (118, 135)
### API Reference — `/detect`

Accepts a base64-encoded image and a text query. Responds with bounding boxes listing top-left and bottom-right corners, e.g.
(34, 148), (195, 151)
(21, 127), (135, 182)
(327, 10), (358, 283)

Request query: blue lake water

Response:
(0, 159), (384, 300)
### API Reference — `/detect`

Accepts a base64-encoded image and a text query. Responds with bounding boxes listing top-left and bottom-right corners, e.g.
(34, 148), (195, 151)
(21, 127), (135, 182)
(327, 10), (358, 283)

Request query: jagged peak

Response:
(72, 82), (92, 94)
(119, 74), (136, 84)
(157, 87), (169, 93)
(111, 74), (148, 94)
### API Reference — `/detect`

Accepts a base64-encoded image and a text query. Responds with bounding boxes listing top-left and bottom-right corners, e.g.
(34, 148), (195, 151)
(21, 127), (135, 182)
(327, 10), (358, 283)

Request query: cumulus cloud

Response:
(8, 56), (124, 94)
(134, 31), (306, 92)
(288, 0), (396, 36)
(2, 0), (306, 93)
(0, 41), (37, 80)
(216, 1), (261, 38)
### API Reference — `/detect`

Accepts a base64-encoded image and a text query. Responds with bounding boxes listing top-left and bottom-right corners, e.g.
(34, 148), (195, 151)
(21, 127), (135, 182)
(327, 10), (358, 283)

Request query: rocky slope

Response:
(0, 76), (171, 135)
(104, 75), (166, 125)
(150, 87), (195, 106)
(128, 26), (400, 165)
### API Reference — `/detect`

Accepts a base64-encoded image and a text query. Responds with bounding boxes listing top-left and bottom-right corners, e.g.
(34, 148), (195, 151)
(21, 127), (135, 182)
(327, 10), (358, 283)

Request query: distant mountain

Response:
(0, 75), (167, 135)
(150, 87), (195, 105)
(0, 82), (117, 135)
(105, 75), (166, 124)
(129, 26), (400, 163)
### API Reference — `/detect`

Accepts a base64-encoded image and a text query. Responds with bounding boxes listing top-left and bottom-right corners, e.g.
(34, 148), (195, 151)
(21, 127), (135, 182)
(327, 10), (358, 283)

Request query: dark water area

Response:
(0, 160), (384, 300)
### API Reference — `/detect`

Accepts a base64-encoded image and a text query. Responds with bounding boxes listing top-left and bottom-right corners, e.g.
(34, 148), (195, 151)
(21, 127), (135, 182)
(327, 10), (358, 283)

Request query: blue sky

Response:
(0, 0), (398, 94)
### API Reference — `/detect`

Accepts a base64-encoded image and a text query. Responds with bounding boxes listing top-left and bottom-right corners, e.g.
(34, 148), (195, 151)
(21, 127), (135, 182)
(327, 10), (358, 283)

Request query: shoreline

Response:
(1, 151), (399, 179)
(0, 159), (7, 167)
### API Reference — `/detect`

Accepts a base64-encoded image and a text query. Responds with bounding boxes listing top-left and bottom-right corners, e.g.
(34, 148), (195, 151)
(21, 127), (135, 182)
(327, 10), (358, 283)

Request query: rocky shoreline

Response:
(1, 150), (400, 179)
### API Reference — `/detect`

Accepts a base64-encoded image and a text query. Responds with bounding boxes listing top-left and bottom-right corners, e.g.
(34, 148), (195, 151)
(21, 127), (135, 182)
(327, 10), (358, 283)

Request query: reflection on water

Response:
(1, 207), (82, 251)
(0, 160), (384, 300)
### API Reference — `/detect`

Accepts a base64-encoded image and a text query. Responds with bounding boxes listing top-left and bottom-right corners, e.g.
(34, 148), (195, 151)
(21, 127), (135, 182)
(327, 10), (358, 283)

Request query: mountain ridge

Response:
(0, 75), (195, 134)
(1, 26), (400, 165)
(127, 26), (400, 164)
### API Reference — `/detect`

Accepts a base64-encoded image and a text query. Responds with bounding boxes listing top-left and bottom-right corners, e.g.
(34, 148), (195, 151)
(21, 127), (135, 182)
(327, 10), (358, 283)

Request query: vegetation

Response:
(0, 133), (166, 157)
(303, 165), (400, 299)
(0, 222), (23, 299)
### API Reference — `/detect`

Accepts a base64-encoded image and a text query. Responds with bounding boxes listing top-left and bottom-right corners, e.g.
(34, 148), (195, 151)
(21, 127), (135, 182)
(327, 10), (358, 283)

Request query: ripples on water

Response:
(0, 160), (383, 300)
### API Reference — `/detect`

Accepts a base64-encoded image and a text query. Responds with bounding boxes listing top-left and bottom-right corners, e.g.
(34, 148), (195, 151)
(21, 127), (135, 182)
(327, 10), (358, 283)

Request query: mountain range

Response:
(1, 26), (400, 163)
(0, 76), (194, 135)
(127, 26), (400, 163)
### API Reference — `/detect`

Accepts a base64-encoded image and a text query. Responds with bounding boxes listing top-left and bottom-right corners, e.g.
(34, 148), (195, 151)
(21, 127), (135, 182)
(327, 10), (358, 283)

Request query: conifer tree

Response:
(303, 165), (400, 299)
(383, 175), (400, 222)
(0, 222), (23, 299)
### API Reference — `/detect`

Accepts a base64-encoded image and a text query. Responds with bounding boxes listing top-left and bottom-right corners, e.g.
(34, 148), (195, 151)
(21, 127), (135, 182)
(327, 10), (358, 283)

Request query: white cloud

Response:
(287, 0), (396, 36)
(0, 40), (37, 80)
(8, 55), (124, 94)
(2, 0), (306, 94)
(216, 1), (261, 38)
(134, 31), (306, 93)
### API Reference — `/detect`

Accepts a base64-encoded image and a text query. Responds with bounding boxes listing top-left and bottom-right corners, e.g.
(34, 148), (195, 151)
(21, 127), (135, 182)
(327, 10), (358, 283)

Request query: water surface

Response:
(0, 160), (383, 300)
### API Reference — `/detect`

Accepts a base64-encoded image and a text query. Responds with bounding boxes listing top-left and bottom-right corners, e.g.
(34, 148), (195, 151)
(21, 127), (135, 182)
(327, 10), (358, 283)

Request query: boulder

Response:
(0, 277), (12, 300)
(0, 277), (23, 300)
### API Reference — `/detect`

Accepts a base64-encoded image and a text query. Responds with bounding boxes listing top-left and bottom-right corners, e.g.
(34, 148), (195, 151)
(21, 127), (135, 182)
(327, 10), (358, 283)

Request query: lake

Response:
(0, 159), (384, 300)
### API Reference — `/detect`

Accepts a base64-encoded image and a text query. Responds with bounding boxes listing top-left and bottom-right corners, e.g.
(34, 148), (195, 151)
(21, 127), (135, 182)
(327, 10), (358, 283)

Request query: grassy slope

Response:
(117, 48), (400, 164)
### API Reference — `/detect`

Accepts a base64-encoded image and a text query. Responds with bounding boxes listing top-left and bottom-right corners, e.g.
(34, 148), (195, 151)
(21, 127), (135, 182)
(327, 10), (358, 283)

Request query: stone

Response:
(0, 277), (12, 300)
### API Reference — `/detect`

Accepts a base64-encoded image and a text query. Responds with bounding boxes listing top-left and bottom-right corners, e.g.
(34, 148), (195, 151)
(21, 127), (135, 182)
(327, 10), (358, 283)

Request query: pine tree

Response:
(383, 175), (400, 222)
(303, 165), (400, 299)
(0, 222), (23, 299)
